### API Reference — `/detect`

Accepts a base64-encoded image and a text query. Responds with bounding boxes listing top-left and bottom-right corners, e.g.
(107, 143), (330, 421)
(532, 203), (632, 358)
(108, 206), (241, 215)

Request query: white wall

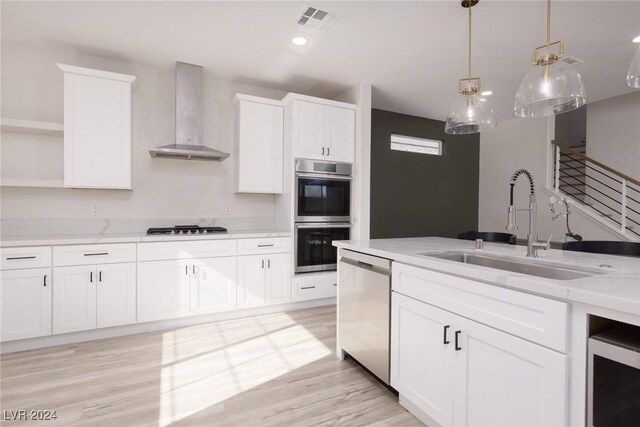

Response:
(479, 116), (622, 242)
(1, 42), (287, 220)
(587, 91), (640, 179)
(334, 83), (372, 240)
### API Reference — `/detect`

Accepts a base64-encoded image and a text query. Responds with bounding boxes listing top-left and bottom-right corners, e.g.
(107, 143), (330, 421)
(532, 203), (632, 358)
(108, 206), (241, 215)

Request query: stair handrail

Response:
(552, 140), (640, 187)
(552, 139), (640, 238)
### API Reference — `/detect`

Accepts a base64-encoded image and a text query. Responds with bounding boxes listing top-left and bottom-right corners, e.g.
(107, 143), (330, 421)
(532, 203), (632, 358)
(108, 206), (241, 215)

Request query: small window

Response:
(390, 134), (442, 156)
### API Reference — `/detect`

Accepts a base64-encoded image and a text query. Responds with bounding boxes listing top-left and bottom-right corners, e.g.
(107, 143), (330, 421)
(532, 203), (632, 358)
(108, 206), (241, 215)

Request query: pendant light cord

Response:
(468, 5), (472, 80)
(546, 0), (551, 48)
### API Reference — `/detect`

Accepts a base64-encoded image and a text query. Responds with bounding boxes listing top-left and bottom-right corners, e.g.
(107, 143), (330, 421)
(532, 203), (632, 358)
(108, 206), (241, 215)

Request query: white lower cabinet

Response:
(54, 262), (136, 334)
(391, 293), (456, 426)
(1, 268), (52, 342)
(96, 262), (136, 328)
(392, 292), (567, 427)
(53, 265), (97, 334)
(137, 260), (191, 322)
(137, 257), (238, 322)
(190, 256), (237, 315)
(237, 253), (290, 308)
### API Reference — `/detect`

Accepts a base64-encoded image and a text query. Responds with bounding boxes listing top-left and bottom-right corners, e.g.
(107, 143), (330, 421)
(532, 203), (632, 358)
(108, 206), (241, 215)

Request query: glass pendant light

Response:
(445, 0), (496, 135)
(514, 0), (586, 117)
(627, 44), (640, 88)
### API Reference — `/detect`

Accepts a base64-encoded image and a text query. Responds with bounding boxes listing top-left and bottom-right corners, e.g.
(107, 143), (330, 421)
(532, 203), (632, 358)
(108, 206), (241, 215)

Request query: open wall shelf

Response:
(1, 118), (64, 137)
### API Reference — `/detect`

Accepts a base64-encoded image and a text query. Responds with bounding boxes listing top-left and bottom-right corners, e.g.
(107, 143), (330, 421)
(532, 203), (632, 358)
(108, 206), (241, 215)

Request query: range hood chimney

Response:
(149, 62), (229, 161)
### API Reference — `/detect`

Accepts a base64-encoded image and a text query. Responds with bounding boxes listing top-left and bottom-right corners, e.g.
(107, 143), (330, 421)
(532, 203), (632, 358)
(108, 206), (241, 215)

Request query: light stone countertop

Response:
(0, 230), (291, 247)
(334, 237), (640, 316)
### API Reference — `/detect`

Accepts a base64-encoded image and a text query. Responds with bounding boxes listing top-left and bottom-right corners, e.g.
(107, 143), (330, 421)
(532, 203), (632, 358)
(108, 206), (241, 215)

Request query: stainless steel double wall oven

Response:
(294, 159), (352, 273)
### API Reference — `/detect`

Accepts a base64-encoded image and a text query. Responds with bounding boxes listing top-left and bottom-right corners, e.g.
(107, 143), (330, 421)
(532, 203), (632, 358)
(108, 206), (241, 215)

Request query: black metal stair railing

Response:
(552, 140), (640, 238)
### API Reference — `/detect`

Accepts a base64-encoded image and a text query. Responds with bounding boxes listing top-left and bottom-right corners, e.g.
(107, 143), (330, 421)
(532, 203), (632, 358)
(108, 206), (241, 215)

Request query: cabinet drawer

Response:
(1, 246), (52, 270)
(292, 274), (337, 301)
(137, 239), (237, 261)
(392, 262), (568, 353)
(237, 237), (290, 255)
(53, 244), (136, 266)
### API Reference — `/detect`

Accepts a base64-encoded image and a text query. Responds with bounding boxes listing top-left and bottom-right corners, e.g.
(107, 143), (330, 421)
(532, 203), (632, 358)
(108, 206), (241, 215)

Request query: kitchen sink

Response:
(421, 251), (604, 280)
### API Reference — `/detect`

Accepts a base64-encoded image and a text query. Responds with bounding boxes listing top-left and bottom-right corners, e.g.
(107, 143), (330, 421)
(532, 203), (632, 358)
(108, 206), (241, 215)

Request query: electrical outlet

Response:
(92, 204), (100, 216)
(225, 205), (231, 215)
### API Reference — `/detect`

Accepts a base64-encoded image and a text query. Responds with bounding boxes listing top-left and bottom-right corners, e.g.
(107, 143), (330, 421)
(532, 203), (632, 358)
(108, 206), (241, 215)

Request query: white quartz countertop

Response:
(334, 237), (640, 316)
(0, 230), (291, 247)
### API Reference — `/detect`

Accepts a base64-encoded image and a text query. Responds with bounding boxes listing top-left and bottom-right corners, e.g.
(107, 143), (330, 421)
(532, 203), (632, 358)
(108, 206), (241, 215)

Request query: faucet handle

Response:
(534, 234), (552, 250)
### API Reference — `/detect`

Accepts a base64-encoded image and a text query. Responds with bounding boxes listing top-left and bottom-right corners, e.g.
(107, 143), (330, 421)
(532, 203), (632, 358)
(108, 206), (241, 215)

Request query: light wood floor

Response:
(0, 306), (423, 427)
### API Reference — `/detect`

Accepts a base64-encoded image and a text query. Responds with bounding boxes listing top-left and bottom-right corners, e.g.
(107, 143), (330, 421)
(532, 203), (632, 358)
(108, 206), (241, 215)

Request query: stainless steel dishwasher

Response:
(338, 249), (392, 384)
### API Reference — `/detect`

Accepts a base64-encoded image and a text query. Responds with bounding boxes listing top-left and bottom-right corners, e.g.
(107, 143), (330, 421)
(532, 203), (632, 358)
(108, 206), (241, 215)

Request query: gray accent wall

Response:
(370, 109), (479, 239)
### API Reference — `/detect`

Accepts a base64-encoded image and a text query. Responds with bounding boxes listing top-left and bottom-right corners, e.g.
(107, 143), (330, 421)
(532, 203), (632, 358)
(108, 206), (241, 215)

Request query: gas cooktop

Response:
(146, 225), (228, 235)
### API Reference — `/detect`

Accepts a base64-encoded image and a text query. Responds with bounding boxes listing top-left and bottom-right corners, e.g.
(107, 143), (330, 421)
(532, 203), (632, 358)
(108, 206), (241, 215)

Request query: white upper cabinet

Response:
(234, 94), (283, 194)
(326, 106), (356, 163)
(294, 100), (328, 161)
(58, 64), (135, 189)
(287, 96), (356, 163)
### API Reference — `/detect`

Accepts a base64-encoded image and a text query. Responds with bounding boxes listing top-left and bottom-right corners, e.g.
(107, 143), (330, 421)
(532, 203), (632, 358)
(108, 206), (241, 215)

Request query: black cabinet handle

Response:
(84, 252), (108, 257)
(6, 255), (36, 260)
(327, 147), (330, 156)
(301, 285), (316, 290)
(257, 244), (274, 248)
(90, 271), (93, 283)
(99, 271), (102, 282)
(322, 147), (325, 155)
(455, 330), (462, 351)
(267, 259), (271, 268)
(261, 259), (265, 269)
(185, 265), (188, 275)
(192, 265), (196, 275)
(443, 325), (450, 345)
(43, 275), (47, 287)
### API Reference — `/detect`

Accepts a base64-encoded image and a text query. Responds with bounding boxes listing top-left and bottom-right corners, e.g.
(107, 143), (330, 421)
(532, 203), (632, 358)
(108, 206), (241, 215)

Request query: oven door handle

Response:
(295, 223), (352, 229)
(295, 172), (352, 181)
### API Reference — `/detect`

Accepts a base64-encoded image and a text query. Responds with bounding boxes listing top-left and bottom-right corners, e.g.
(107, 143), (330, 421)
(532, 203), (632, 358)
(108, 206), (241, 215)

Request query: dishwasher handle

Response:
(340, 249), (391, 273)
(340, 257), (391, 276)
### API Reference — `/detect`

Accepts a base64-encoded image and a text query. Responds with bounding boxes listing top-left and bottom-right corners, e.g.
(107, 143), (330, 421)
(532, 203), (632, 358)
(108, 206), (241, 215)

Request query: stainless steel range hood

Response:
(149, 62), (229, 161)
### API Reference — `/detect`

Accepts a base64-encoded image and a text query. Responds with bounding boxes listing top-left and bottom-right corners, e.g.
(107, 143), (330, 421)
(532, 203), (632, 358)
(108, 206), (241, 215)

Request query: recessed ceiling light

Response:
(291, 36), (308, 46)
(633, 35), (640, 43)
(481, 90), (493, 96)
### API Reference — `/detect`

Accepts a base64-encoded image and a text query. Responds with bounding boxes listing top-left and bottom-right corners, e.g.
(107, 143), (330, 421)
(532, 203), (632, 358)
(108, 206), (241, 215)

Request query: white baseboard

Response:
(0, 298), (336, 354)
(399, 395), (439, 427)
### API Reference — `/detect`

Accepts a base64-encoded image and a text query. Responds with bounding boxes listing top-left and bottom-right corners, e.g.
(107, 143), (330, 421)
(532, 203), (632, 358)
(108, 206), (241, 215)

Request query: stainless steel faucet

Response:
(505, 169), (551, 258)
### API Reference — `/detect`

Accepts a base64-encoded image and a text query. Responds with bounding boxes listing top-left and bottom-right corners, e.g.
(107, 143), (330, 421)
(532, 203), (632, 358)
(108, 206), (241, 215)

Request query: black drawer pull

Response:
(43, 275), (47, 287)
(6, 256), (36, 260)
(443, 325), (450, 345)
(301, 285), (316, 290)
(84, 252), (108, 257)
(99, 271), (102, 282)
(90, 271), (93, 283)
(333, 283), (337, 286)
(455, 330), (462, 351)
(257, 244), (274, 247)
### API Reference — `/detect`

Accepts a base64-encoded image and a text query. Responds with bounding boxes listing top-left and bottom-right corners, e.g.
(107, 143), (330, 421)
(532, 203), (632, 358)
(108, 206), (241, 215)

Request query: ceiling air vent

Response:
(297, 6), (337, 32)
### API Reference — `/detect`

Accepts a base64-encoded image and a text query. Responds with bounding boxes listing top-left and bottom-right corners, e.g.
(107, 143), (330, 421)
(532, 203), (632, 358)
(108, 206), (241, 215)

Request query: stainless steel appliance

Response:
(295, 159), (352, 223)
(338, 249), (392, 385)
(149, 62), (229, 161)
(294, 223), (351, 273)
(588, 324), (640, 427)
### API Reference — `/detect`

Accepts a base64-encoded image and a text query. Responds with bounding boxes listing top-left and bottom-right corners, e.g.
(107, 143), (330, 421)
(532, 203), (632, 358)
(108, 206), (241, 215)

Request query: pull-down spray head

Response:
(506, 206), (518, 230)
(506, 168), (536, 231)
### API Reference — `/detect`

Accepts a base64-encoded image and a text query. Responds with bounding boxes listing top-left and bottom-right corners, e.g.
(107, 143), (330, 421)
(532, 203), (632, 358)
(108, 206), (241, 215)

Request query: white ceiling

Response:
(2, 1), (639, 122)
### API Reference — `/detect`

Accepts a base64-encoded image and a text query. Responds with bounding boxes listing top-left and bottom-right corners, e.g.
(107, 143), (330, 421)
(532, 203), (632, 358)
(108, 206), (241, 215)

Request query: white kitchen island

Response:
(334, 237), (640, 427)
